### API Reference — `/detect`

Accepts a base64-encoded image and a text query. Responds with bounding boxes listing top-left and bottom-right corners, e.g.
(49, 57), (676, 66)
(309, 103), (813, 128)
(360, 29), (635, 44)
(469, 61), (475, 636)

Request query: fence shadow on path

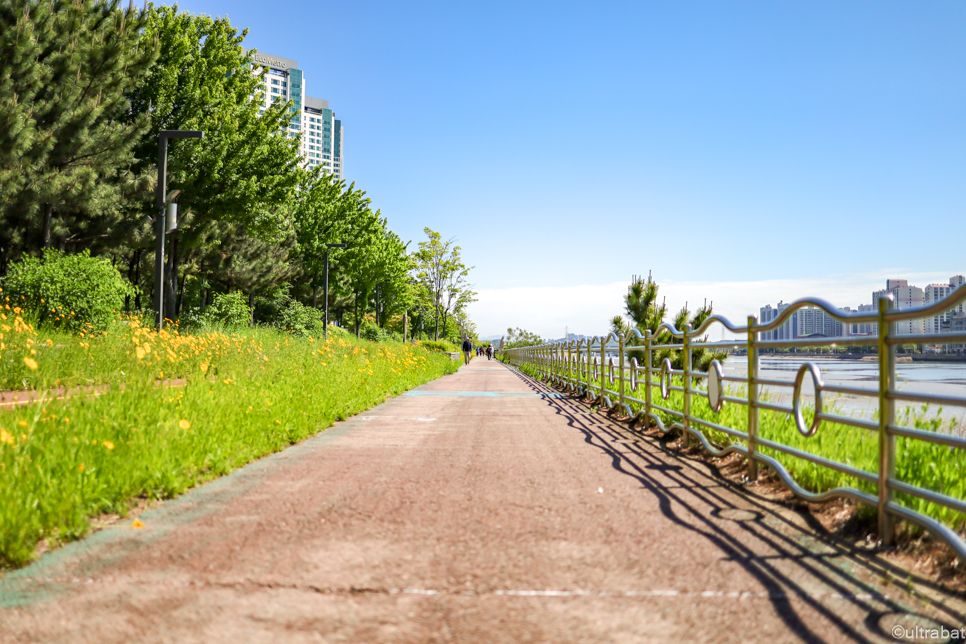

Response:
(504, 366), (966, 644)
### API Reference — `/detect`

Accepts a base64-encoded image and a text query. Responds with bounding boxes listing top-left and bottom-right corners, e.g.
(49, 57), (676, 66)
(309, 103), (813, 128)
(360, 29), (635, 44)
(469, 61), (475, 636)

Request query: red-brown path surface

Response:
(1, 358), (964, 643)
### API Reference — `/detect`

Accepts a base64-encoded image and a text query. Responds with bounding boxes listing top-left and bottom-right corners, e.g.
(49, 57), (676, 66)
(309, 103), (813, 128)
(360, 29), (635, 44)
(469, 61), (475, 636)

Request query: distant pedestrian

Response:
(485, 344), (493, 360)
(461, 337), (472, 365)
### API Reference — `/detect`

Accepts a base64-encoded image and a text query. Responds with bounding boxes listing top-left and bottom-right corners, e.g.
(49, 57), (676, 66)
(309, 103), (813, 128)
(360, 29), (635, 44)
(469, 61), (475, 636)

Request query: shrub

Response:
(1, 250), (133, 331)
(360, 320), (391, 342)
(180, 291), (252, 329)
(276, 299), (324, 336)
(419, 339), (459, 353)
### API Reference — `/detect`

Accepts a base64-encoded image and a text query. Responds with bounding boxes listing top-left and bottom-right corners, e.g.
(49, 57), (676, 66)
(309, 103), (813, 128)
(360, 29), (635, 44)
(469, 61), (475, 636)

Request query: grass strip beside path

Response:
(0, 326), (458, 568)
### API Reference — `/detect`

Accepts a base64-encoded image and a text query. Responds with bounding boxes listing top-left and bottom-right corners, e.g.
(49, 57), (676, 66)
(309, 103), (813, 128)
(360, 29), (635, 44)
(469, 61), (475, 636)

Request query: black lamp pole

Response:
(323, 243), (347, 340)
(154, 130), (203, 329)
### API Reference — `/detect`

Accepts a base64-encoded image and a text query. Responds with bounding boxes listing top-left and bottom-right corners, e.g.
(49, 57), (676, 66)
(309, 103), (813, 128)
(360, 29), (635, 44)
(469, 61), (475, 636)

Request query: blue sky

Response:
(176, 0), (965, 337)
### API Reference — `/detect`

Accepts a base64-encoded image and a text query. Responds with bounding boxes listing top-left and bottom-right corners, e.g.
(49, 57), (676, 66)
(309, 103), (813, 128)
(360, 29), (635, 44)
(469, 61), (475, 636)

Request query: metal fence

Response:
(500, 289), (966, 560)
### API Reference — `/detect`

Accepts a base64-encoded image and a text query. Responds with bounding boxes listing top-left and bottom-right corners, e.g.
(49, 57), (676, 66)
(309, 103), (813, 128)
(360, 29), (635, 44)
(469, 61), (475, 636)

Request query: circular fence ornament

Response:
(707, 359), (724, 413)
(629, 358), (639, 392)
(607, 356), (616, 385)
(660, 357), (673, 400)
(792, 362), (824, 437)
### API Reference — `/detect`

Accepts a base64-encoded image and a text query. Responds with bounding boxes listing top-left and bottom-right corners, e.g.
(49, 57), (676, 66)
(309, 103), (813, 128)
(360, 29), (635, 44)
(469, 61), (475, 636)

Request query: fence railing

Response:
(500, 288), (966, 560)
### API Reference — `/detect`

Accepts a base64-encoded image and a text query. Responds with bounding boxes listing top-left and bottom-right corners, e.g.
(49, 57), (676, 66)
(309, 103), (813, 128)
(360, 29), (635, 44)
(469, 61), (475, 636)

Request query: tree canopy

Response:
(0, 0), (477, 339)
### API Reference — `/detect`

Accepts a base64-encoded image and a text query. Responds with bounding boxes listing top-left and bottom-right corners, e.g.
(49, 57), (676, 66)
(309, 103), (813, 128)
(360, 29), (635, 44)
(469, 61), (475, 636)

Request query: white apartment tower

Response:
(873, 280), (924, 335)
(247, 50), (344, 180)
(924, 275), (966, 333)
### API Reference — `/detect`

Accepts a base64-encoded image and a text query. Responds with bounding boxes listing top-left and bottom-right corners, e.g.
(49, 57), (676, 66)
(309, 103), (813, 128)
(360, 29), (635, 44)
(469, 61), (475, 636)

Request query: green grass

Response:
(512, 359), (966, 533)
(0, 321), (457, 568)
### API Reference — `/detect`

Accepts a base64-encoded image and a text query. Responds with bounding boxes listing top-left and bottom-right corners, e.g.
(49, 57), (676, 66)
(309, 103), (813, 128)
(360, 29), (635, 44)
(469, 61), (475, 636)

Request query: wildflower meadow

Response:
(0, 296), (458, 567)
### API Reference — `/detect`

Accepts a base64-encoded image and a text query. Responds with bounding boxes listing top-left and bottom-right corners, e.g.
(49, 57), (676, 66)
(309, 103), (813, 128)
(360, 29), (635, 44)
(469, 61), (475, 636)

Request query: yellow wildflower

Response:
(23, 357), (38, 370)
(78, 464), (85, 472)
(0, 430), (13, 444)
(178, 419), (191, 430)
(132, 519), (145, 529)
(200, 362), (209, 373)
(136, 347), (146, 360)
(103, 440), (114, 450)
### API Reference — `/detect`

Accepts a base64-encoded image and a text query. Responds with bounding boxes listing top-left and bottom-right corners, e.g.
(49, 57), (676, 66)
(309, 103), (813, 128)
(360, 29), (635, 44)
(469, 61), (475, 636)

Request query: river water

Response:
(719, 356), (966, 433)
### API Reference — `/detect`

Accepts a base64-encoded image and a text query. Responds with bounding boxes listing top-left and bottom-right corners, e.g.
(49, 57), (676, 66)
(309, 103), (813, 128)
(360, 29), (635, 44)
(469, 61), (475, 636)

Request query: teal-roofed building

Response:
(303, 97), (344, 180)
(245, 49), (345, 180)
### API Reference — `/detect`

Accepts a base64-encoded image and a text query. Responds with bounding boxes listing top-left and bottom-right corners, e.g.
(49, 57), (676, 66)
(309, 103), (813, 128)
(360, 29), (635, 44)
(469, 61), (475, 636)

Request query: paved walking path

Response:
(1, 358), (964, 643)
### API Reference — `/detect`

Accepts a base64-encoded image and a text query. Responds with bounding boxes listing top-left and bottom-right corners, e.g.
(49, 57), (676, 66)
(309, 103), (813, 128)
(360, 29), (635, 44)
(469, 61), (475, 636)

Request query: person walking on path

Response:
(461, 337), (473, 365)
(485, 344), (493, 360)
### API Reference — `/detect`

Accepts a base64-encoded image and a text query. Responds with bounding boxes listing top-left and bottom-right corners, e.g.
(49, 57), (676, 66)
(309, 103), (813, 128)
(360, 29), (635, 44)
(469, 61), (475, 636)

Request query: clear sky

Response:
(175, 0), (965, 338)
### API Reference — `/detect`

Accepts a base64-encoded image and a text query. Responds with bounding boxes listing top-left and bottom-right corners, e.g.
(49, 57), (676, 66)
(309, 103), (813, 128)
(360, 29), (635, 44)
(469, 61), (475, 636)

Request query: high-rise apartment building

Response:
(924, 276), (966, 334)
(873, 281), (924, 335)
(246, 50), (344, 180)
(759, 301), (794, 340)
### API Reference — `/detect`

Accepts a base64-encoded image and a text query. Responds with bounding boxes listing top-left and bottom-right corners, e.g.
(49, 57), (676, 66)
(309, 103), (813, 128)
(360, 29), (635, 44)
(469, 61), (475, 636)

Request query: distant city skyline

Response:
(759, 275), (966, 340)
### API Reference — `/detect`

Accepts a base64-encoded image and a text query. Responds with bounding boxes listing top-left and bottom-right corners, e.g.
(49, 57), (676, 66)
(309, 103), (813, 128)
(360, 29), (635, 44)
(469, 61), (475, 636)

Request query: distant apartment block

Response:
(246, 50), (344, 180)
(872, 280), (924, 336)
(759, 303), (843, 340)
(924, 276), (966, 334)
(758, 275), (965, 340)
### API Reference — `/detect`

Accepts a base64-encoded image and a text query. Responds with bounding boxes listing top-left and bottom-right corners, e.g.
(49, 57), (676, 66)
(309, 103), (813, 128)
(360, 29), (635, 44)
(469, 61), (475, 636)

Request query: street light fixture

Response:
(154, 130), (203, 329)
(323, 242), (347, 341)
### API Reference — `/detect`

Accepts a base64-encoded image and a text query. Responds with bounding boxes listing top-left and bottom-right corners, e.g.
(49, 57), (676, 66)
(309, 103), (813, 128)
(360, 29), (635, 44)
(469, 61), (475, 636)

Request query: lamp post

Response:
(155, 130), (203, 329)
(323, 242), (347, 341)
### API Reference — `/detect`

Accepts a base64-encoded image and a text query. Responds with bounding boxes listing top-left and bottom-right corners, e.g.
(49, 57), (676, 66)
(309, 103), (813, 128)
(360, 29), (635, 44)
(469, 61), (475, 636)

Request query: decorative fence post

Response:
(570, 341), (575, 388)
(682, 325), (692, 448)
(877, 296), (896, 545)
(619, 334), (626, 411)
(600, 336), (606, 400)
(585, 339), (592, 399)
(747, 315), (760, 481)
(644, 330), (653, 422)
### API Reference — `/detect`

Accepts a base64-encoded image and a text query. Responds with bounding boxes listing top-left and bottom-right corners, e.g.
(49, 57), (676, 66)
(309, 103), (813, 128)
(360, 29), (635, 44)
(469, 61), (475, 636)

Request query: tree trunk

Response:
(441, 312), (448, 341)
(200, 287), (207, 311)
(177, 274), (187, 316)
(163, 248), (175, 323)
(375, 286), (380, 328)
(134, 251), (142, 311)
(433, 304), (440, 341)
(42, 204), (53, 250)
(354, 291), (360, 337)
(125, 251), (137, 311)
(166, 233), (179, 321)
(249, 291), (255, 326)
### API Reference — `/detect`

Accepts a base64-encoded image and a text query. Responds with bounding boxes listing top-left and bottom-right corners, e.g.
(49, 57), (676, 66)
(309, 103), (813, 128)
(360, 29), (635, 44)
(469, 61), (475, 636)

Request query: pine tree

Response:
(0, 0), (157, 260)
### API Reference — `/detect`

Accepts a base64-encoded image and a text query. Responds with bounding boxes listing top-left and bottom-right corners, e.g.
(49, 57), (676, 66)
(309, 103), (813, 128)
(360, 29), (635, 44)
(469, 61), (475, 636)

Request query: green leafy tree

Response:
(505, 327), (543, 349)
(412, 228), (474, 341)
(126, 6), (302, 316)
